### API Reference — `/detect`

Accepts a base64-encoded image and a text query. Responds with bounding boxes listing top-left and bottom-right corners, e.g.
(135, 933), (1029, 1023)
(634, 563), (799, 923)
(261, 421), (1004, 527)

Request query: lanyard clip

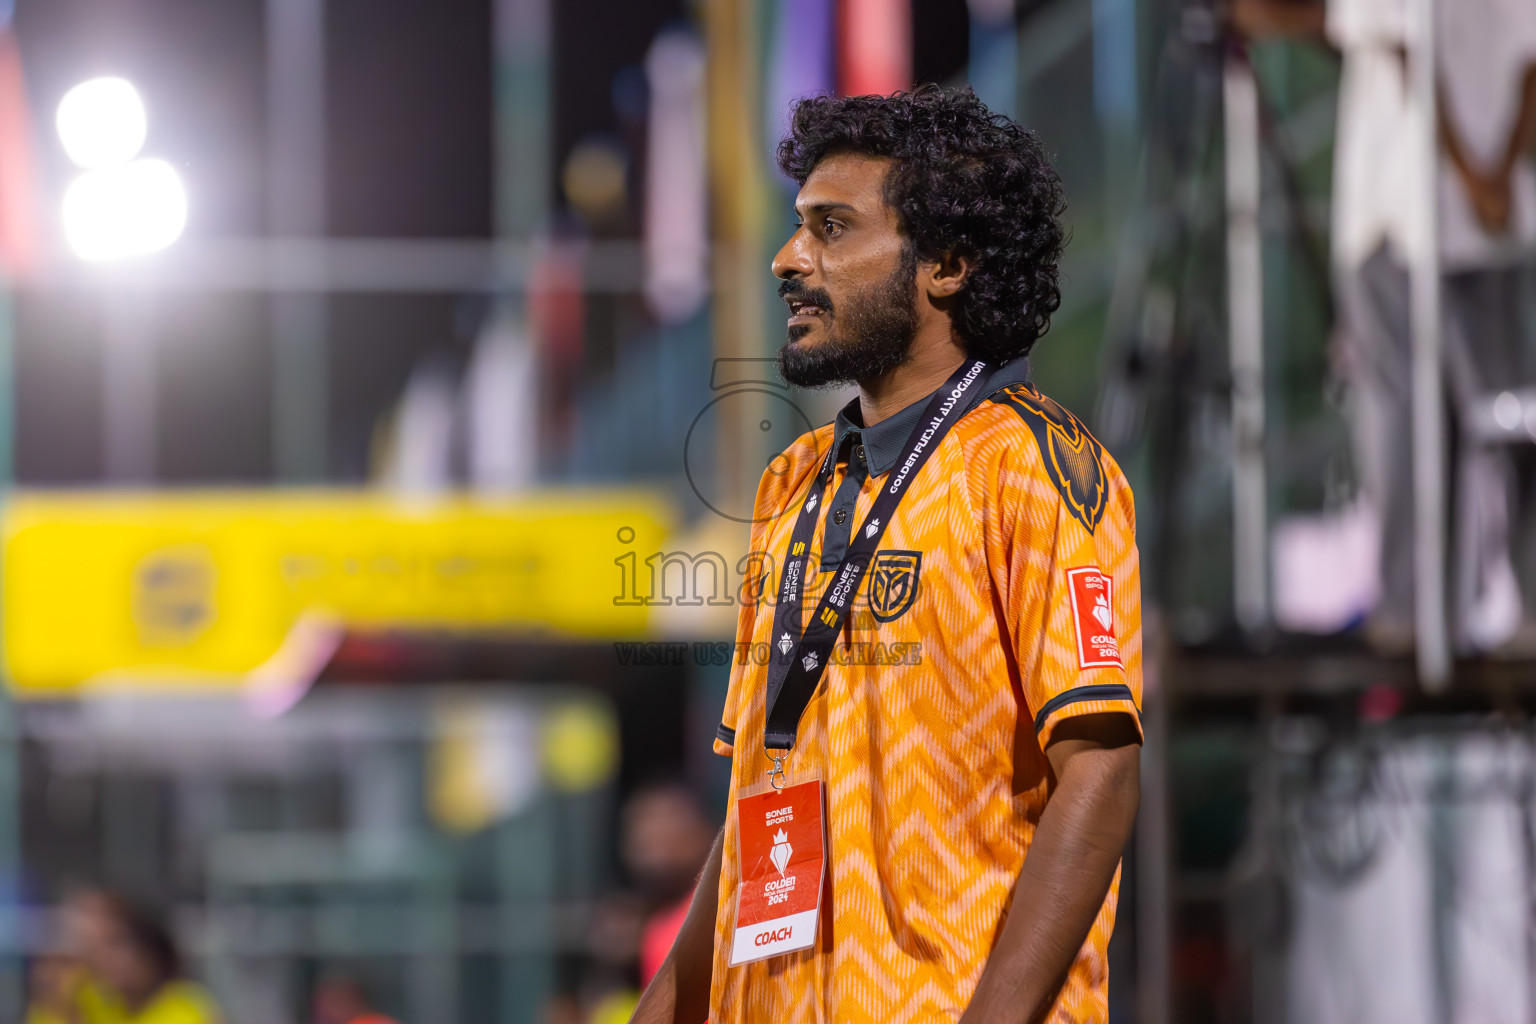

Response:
(767, 754), (787, 791)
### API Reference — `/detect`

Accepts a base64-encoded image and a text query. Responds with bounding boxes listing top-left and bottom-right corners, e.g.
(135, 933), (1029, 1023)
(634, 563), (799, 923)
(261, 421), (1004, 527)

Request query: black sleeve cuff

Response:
(1032, 683), (1140, 734)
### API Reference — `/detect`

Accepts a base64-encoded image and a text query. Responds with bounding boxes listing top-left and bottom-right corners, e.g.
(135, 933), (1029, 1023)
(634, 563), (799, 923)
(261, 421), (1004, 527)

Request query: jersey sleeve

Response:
(713, 432), (822, 758)
(713, 531), (773, 758)
(713, 550), (763, 758)
(977, 393), (1144, 752)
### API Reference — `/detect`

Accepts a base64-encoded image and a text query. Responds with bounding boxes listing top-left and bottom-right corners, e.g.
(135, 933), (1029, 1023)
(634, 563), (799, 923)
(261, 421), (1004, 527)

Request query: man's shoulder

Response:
(769, 423), (835, 482)
(953, 381), (1104, 463)
(957, 382), (1130, 534)
(788, 422), (836, 461)
(751, 423), (835, 513)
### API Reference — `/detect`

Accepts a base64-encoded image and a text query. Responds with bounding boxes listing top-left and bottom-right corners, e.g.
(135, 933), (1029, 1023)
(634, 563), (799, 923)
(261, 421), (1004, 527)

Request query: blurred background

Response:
(0, 0), (1531, 1021)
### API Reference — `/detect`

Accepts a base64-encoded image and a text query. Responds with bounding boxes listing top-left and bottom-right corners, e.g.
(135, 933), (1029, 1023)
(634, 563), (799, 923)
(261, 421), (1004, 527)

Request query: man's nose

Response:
(771, 230), (812, 281)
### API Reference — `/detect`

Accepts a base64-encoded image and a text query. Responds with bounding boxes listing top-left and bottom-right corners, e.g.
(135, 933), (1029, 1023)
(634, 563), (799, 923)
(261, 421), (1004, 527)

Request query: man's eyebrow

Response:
(793, 201), (859, 218)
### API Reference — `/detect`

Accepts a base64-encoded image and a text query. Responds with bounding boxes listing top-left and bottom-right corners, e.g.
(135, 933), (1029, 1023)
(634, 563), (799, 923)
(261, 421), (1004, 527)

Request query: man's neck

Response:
(856, 334), (967, 425)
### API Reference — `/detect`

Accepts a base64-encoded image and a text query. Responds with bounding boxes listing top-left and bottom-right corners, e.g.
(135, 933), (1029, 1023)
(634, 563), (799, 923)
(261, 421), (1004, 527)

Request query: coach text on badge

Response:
(730, 780), (826, 965)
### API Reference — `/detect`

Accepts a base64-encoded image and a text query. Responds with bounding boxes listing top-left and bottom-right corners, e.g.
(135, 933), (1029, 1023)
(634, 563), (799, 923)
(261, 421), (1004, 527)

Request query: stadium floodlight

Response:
(56, 77), (147, 170)
(62, 158), (187, 261)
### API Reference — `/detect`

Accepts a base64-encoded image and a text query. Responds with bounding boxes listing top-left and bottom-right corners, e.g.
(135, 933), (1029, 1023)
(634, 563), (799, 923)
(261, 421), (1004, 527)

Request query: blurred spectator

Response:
(539, 781), (713, 1024)
(1235, 0), (1536, 652)
(311, 975), (399, 1024)
(575, 893), (645, 1017)
(27, 954), (87, 1024)
(27, 889), (221, 1024)
(541, 992), (585, 1024)
(620, 781), (714, 986)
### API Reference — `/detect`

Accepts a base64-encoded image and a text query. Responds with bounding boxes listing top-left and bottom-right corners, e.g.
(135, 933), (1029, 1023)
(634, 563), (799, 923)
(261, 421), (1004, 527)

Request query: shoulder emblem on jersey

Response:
(868, 550), (922, 623)
(990, 383), (1109, 533)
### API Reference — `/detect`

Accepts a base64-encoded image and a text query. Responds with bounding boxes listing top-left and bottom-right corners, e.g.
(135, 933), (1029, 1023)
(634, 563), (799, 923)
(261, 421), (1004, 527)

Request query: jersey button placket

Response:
(819, 434), (864, 571)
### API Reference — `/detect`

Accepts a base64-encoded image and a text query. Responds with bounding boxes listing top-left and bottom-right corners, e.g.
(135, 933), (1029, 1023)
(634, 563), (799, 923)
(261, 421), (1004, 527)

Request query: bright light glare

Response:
(56, 77), (147, 169)
(62, 159), (188, 261)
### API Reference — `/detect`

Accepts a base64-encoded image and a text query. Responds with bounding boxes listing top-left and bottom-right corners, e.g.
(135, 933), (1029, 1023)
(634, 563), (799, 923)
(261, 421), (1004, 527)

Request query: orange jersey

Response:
(711, 365), (1143, 1023)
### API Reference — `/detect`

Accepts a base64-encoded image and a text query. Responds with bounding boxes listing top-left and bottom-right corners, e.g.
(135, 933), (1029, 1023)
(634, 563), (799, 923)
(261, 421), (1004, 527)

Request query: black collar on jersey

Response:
(829, 357), (1032, 475)
(764, 359), (994, 755)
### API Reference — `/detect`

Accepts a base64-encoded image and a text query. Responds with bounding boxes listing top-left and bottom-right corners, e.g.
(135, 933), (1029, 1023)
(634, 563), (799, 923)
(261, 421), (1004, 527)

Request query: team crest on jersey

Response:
(869, 550), (922, 623)
(991, 383), (1109, 533)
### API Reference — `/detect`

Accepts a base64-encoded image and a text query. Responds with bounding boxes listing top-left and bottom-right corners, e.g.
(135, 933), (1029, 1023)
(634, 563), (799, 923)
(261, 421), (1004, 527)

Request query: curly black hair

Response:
(776, 85), (1066, 361)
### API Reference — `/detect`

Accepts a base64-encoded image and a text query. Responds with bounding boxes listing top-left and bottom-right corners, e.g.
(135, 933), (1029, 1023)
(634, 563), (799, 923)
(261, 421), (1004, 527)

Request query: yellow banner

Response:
(3, 490), (673, 694)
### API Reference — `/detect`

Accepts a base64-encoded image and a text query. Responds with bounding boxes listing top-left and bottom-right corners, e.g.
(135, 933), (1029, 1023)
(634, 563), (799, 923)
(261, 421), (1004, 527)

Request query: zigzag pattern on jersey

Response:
(989, 383), (1109, 534)
(712, 395), (1139, 1024)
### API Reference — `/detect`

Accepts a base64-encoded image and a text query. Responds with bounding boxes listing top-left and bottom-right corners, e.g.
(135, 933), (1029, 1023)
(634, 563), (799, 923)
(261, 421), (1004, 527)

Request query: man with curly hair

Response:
(631, 85), (1143, 1024)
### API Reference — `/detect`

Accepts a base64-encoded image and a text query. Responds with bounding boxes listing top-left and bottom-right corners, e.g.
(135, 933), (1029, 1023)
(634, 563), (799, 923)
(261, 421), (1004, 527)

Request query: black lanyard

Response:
(762, 359), (991, 754)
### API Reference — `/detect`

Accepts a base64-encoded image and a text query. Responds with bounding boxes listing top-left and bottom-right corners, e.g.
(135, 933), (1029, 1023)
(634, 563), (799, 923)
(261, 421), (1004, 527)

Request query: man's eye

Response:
(824, 221), (844, 238)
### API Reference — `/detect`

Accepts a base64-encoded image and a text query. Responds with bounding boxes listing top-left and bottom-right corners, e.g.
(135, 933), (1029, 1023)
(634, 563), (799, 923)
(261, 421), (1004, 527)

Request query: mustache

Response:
(777, 279), (833, 313)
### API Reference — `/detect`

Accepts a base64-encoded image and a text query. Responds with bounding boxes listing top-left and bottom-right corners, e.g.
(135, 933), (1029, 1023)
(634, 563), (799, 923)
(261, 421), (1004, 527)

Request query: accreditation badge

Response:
(729, 779), (826, 965)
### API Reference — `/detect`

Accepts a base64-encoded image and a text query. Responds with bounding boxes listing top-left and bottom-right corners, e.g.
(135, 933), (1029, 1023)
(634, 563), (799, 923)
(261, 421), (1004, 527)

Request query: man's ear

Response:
(921, 249), (971, 301)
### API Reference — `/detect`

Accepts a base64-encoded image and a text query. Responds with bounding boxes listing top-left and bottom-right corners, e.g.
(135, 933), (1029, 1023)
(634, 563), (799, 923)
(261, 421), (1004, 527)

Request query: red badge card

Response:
(1067, 566), (1122, 669)
(730, 780), (826, 965)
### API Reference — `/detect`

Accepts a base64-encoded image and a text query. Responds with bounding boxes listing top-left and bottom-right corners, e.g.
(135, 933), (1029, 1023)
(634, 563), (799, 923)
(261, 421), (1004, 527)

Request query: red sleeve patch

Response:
(1067, 566), (1122, 669)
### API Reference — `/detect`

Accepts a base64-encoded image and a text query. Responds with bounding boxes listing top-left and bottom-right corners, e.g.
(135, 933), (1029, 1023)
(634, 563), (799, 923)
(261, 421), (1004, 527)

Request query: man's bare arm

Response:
(629, 828), (723, 1024)
(958, 714), (1142, 1024)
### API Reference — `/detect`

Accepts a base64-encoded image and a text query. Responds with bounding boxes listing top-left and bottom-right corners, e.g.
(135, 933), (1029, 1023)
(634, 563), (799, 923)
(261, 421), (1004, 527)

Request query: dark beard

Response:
(777, 248), (919, 389)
